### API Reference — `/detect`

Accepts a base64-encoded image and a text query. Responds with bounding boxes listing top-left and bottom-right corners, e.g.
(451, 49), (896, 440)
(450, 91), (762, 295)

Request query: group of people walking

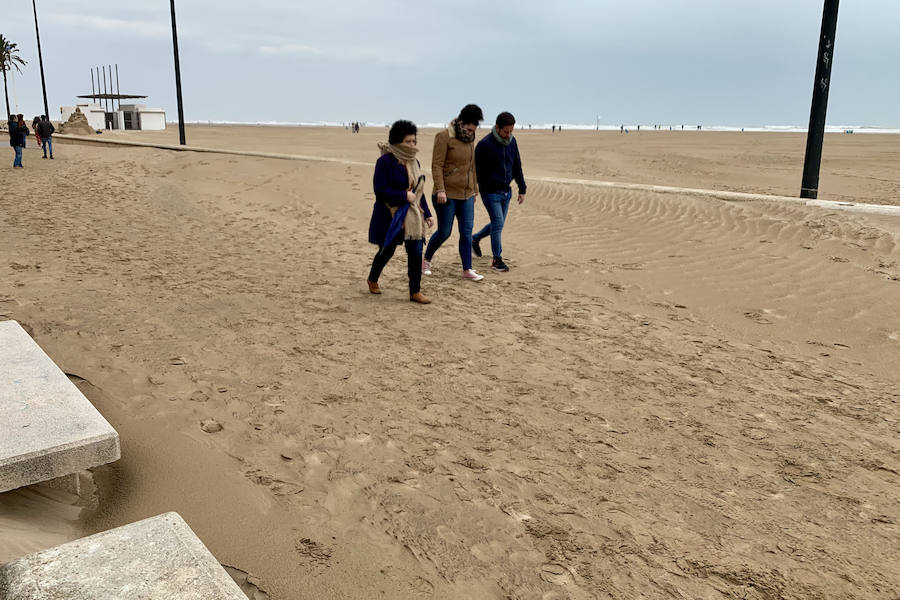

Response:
(8, 113), (55, 167)
(366, 104), (526, 304)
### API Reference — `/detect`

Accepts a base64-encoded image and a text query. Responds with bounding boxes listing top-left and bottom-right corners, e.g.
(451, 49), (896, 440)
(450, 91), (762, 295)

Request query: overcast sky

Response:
(2, 1), (897, 126)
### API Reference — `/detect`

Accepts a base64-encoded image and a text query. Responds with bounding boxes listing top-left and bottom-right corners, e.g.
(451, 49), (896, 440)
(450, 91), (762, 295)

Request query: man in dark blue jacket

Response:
(472, 111), (526, 272)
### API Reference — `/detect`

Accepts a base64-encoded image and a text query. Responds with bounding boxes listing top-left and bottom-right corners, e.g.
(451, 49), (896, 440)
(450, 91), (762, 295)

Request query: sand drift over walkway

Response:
(3, 129), (898, 599)
(55, 132), (900, 217)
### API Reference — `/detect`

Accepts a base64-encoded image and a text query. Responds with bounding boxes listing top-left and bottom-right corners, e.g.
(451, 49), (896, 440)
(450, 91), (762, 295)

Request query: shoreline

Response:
(171, 122), (900, 134)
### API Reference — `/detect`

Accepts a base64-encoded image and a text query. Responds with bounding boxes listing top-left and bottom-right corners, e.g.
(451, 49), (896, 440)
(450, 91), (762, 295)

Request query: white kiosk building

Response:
(61, 91), (166, 131)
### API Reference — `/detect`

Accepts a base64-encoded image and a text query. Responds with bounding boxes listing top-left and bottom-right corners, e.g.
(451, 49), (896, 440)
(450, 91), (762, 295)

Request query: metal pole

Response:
(108, 63), (114, 125)
(115, 63), (120, 111)
(32, 0), (50, 118)
(800, 0), (840, 199)
(102, 65), (108, 114)
(170, 0), (186, 145)
(91, 69), (95, 99)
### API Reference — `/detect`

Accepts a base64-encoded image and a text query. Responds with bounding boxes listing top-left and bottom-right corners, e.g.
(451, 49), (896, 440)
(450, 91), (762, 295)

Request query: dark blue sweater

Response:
(474, 132), (526, 195)
(368, 153), (432, 245)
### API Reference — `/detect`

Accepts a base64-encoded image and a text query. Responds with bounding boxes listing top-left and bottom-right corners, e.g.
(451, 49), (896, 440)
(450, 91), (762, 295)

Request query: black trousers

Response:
(368, 238), (423, 294)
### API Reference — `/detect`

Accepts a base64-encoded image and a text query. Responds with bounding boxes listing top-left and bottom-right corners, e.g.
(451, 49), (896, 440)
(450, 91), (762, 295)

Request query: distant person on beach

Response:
(552, 125), (555, 133)
(423, 103), (484, 282)
(472, 111), (526, 273)
(18, 115), (28, 149)
(37, 115), (54, 159)
(366, 120), (435, 304)
(32, 116), (41, 147)
(9, 115), (27, 167)
(8, 114), (24, 168)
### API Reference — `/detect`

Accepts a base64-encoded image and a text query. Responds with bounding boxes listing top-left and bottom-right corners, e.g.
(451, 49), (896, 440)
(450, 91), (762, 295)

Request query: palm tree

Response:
(1, 35), (28, 117)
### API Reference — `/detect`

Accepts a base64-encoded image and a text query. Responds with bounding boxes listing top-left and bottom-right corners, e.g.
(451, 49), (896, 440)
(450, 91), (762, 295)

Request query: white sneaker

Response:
(422, 259), (432, 275)
(462, 269), (484, 281)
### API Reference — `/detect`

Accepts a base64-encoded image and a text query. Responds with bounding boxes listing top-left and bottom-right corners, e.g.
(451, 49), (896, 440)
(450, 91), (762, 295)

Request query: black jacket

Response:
(36, 120), (55, 138)
(8, 121), (25, 147)
(474, 131), (526, 195)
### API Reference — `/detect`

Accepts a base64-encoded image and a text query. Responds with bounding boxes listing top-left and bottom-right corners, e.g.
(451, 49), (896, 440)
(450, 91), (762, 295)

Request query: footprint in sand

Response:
(380, 566), (435, 597)
(744, 308), (786, 325)
(540, 563), (577, 587)
(743, 310), (773, 325)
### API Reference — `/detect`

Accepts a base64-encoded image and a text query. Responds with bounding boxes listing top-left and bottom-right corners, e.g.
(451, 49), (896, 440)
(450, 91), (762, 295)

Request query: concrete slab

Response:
(0, 320), (120, 493)
(0, 512), (248, 599)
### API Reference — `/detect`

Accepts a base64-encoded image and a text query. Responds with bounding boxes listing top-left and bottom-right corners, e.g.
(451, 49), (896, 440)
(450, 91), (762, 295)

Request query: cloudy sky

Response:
(2, 0), (897, 126)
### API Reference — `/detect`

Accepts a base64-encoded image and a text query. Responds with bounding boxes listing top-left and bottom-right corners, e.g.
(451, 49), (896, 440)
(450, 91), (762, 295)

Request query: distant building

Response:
(59, 102), (165, 131)
(119, 104), (166, 130)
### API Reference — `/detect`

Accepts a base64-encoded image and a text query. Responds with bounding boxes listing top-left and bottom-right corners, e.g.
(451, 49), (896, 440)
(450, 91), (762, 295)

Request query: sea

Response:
(185, 121), (900, 135)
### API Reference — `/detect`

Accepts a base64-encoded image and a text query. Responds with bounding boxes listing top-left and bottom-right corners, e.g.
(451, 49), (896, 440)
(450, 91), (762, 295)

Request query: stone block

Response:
(0, 320), (120, 493)
(0, 512), (248, 599)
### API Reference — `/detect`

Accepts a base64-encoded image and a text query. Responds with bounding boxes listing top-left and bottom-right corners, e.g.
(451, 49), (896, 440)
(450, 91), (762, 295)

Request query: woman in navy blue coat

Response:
(367, 120), (435, 304)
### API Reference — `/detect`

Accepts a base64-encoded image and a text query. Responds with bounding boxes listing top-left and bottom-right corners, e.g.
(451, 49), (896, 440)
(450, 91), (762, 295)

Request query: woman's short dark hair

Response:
(496, 112), (516, 128)
(458, 104), (484, 126)
(388, 120), (417, 144)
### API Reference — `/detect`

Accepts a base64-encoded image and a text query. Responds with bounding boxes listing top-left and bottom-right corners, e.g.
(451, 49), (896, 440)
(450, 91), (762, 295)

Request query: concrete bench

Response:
(0, 320), (120, 493)
(0, 512), (248, 599)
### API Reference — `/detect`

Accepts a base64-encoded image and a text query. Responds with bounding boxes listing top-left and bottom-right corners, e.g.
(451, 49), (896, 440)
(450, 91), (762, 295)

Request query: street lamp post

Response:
(170, 0), (186, 145)
(800, 0), (840, 200)
(31, 0), (50, 119)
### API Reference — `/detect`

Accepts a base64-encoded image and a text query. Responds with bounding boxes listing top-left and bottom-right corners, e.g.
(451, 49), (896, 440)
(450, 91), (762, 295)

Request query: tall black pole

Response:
(170, 0), (186, 145)
(91, 69), (95, 99)
(115, 63), (120, 111)
(102, 65), (108, 113)
(32, 0), (50, 119)
(108, 64), (114, 118)
(800, 0), (840, 199)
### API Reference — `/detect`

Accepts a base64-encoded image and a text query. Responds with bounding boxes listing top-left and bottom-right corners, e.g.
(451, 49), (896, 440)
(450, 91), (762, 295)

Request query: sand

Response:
(1, 128), (898, 599)
(57, 109), (96, 136)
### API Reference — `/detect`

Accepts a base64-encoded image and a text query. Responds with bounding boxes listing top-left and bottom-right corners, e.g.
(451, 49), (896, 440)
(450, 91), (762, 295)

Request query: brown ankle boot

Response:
(409, 292), (432, 304)
(366, 280), (381, 294)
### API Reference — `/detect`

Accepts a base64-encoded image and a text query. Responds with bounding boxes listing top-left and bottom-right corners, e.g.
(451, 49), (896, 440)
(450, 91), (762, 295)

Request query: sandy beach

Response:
(1, 127), (898, 599)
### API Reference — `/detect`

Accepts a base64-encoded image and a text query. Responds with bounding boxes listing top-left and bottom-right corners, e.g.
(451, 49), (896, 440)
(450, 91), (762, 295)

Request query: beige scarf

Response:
(377, 141), (427, 240)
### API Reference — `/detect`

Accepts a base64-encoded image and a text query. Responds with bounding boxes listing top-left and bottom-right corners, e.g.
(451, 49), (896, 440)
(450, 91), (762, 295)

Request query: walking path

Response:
(55, 134), (900, 217)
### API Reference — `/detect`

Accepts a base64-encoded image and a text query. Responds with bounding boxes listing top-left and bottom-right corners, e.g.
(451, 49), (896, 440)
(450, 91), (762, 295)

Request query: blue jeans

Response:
(13, 145), (23, 167)
(424, 195), (475, 270)
(473, 190), (512, 259)
(42, 137), (52, 157)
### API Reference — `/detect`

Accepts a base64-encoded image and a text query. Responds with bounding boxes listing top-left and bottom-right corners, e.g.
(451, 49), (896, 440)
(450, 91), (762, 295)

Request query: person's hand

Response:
(436, 191), (448, 204)
(407, 191), (417, 204)
(517, 193), (526, 205)
(425, 217), (435, 228)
